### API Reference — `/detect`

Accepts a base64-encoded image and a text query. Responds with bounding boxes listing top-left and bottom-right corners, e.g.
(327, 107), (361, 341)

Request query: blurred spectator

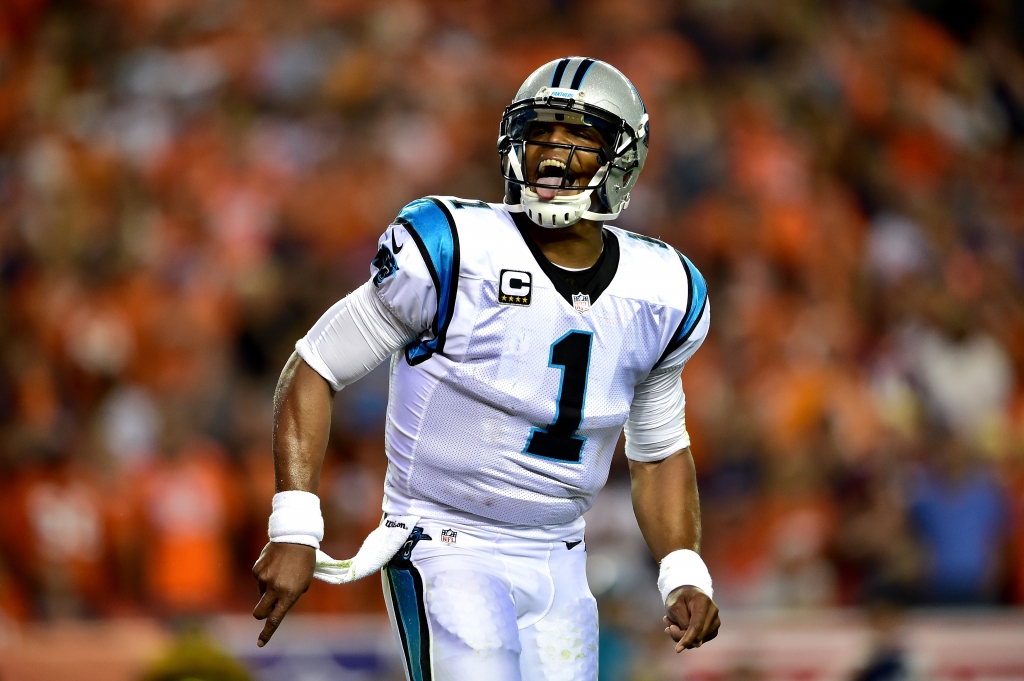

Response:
(129, 423), (243, 616)
(909, 439), (1010, 604)
(908, 310), (1014, 448)
(0, 448), (114, 618)
(832, 454), (923, 605)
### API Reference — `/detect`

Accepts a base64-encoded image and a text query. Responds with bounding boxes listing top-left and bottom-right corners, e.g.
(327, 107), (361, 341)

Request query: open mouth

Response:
(535, 158), (577, 200)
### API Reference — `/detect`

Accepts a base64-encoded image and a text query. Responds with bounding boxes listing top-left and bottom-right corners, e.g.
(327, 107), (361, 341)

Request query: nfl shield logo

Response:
(572, 293), (591, 313)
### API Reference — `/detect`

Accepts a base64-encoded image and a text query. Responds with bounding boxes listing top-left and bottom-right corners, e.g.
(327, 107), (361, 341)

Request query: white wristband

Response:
(658, 549), (713, 604)
(268, 490), (324, 550)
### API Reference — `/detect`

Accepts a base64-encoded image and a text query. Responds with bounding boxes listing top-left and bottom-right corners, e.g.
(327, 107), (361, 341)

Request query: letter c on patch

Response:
(501, 270), (531, 296)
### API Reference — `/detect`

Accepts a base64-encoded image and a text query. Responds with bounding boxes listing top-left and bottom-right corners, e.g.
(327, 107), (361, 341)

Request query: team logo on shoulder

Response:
(573, 293), (591, 313)
(499, 269), (532, 306)
(371, 238), (399, 288)
(440, 528), (457, 544)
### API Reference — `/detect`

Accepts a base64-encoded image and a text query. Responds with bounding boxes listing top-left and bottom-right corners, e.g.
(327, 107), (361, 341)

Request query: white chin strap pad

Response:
(521, 187), (592, 228)
(506, 144), (618, 228)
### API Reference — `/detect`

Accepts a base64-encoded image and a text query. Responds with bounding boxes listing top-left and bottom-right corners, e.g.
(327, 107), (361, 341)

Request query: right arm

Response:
(250, 216), (436, 646)
(251, 353), (334, 648)
(273, 353), (335, 495)
(251, 278), (418, 645)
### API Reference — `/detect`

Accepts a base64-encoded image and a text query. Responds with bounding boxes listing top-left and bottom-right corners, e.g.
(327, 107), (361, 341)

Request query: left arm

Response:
(624, 337), (720, 652)
(626, 254), (717, 651)
(630, 448), (720, 651)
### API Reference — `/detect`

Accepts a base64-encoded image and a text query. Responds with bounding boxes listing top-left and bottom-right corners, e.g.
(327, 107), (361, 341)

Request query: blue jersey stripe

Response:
(396, 198), (460, 365)
(678, 253), (707, 340)
(653, 252), (707, 369)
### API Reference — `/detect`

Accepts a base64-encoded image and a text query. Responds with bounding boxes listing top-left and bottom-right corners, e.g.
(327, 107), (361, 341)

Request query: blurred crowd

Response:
(1, 0), (1024, 625)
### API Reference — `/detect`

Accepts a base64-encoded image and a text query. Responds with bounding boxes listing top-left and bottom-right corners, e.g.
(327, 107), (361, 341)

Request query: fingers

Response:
(663, 617), (685, 642)
(664, 591), (721, 653)
(675, 597), (709, 652)
(252, 587), (276, 621)
(256, 593), (298, 648)
(702, 611), (722, 643)
(251, 543), (318, 647)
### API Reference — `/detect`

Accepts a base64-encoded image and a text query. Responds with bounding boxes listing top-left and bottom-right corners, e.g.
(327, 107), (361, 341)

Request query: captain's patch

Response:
(498, 270), (532, 306)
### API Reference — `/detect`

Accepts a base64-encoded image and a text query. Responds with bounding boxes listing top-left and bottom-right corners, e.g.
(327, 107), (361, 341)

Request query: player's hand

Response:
(663, 585), (721, 652)
(252, 541), (316, 647)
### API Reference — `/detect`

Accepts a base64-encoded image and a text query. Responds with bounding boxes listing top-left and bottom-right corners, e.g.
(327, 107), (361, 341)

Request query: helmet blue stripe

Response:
(550, 58), (571, 87)
(569, 58), (595, 89)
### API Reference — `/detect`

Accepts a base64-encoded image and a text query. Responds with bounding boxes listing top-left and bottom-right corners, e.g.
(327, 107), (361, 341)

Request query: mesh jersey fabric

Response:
(301, 196), (709, 539)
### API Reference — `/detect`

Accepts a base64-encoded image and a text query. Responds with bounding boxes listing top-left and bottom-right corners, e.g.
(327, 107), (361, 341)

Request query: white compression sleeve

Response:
(296, 281), (417, 391)
(624, 367), (690, 462)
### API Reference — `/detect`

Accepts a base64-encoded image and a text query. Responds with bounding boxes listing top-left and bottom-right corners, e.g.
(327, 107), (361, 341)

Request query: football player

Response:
(253, 57), (720, 681)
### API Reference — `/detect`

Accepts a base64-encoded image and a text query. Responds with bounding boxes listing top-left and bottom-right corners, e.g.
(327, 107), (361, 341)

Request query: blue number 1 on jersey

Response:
(524, 330), (593, 463)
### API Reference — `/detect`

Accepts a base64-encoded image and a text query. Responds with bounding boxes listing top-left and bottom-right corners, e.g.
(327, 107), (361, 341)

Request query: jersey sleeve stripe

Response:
(397, 198), (461, 365)
(678, 253), (708, 338)
(653, 252), (708, 369)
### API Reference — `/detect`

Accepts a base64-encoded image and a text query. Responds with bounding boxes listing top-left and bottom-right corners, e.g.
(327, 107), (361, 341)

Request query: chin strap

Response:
(506, 143), (624, 225)
(581, 205), (622, 221)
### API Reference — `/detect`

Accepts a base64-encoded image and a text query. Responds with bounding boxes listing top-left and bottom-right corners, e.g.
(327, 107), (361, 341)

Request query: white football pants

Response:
(382, 518), (599, 681)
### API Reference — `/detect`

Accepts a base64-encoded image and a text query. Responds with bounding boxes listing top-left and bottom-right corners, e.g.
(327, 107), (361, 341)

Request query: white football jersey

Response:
(313, 196), (708, 537)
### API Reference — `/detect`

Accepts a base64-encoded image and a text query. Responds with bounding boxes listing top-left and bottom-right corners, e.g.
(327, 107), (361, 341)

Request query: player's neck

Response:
(516, 215), (604, 270)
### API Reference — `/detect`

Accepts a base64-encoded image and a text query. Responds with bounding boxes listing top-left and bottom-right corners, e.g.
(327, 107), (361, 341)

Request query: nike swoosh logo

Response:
(564, 540), (582, 550)
(391, 230), (404, 254)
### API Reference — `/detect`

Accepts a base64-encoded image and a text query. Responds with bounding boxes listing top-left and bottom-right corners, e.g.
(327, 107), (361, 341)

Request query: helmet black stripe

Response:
(569, 58), (595, 89)
(550, 58), (571, 87)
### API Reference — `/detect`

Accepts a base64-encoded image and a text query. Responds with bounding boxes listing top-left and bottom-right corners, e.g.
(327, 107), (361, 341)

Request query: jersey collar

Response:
(514, 221), (620, 308)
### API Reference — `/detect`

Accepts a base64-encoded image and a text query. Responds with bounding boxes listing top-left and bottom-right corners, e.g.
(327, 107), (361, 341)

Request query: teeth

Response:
(539, 159), (567, 172)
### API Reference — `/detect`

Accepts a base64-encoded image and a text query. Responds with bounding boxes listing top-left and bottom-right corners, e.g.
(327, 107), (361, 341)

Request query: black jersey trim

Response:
(654, 250), (708, 369)
(515, 221), (620, 308)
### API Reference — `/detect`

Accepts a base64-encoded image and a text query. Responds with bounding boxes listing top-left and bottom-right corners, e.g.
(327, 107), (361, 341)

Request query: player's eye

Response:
(527, 123), (551, 139)
(576, 129), (604, 147)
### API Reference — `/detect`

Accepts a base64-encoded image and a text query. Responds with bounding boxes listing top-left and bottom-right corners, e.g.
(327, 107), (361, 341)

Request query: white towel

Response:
(313, 515), (420, 584)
